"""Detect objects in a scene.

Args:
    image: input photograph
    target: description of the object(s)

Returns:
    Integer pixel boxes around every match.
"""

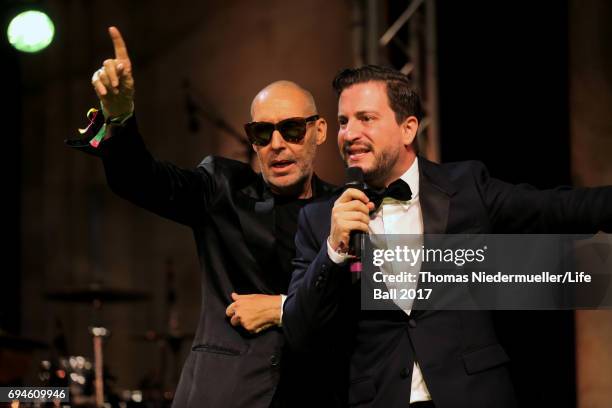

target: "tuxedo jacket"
[67,116,337,408]
[283,156,612,408]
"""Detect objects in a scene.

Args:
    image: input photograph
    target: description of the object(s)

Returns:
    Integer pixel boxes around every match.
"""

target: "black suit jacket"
[67,116,337,408]
[283,156,612,408]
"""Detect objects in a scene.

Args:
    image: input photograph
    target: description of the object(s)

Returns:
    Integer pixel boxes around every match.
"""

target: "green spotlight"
[7,10,55,53]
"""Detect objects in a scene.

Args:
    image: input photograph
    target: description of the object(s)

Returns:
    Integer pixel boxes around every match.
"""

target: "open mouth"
[270,159,295,171]
[346,146,371,162]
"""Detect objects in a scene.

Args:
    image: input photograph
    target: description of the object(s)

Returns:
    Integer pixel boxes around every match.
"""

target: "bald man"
[69,27,340,408]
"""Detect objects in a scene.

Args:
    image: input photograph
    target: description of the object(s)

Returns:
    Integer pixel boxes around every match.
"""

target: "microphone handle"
[346,180,366,282]
[346,179,366,257]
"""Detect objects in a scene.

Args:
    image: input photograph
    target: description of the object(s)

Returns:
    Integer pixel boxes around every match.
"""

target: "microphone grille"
[346,166,364,184]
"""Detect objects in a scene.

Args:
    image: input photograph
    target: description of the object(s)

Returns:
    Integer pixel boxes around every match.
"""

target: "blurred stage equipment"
[0,331,48,350]
[45,284,150,407]
[127,259,191,407]
[39,355,94,404]
[182,79,254,163]
[0,331,48,384]
[45,285,150,304]
[353,0,439,162]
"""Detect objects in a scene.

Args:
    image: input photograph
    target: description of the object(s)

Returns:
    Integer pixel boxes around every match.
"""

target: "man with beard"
[282,65,612,408]
[69,26,339,408]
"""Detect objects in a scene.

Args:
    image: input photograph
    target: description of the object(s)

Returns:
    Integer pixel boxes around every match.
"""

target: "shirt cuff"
[101,101,134,125]
[327,237,350,264]
[279,294,287,327]
[109,110,134,125]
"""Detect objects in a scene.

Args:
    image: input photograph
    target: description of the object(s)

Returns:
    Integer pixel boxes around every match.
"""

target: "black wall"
[1,3,22,335]
[437,2,574,407]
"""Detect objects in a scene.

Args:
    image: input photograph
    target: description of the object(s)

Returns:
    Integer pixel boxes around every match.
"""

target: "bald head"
[248,80,327,199]
[250,80,317,121]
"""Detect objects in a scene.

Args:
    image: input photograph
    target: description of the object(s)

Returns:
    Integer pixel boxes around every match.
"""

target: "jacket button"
[400,367,411,379]
[408,318,417,328]
[270,354,280,367]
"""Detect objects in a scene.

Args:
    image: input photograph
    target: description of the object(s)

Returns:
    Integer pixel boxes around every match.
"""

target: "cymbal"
[0,331,48,350]
[45,284,151,303]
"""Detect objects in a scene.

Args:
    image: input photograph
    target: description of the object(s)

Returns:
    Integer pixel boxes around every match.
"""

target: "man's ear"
[400,116,419,146]
[315,117,327,146]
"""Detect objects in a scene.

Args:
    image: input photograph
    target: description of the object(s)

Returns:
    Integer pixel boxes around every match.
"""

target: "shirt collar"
[370,158,420,211]
[399,157,419,200]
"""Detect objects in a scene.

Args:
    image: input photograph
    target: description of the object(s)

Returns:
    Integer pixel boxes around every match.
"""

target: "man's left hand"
[226,293,282,334]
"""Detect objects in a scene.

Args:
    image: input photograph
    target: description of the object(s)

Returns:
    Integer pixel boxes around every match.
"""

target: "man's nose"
[269,130,286,150]
[342,120,361,142]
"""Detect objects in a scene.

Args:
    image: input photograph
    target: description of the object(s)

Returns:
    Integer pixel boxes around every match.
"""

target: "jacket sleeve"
[472,161,612,233]
[283,206,350,352]
[67,114,215,226]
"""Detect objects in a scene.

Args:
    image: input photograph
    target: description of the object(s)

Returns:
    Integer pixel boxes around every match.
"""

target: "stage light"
[7,10,55,53]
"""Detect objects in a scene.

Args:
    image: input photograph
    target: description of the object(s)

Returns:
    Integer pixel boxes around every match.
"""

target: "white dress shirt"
[327,158,432,403]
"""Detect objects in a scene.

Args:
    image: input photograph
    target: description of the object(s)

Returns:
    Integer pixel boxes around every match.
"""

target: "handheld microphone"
[345,167,366,281]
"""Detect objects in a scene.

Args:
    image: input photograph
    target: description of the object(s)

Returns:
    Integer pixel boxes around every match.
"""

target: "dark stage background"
[436,2,574,407]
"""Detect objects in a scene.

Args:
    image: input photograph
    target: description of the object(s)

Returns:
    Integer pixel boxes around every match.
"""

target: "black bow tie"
[366,179,412,209]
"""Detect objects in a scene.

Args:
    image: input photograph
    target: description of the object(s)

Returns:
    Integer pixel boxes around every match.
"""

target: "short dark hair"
[332,65,424,124]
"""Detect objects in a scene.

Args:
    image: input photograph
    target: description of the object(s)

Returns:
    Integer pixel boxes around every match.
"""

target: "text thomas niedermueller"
[371,245,592,284]
[372,271,592,284]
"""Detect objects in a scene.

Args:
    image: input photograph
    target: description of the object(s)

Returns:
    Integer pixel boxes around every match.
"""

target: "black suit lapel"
[233,174,336,291]
[311,174,337,197]
[413,157,456,316]
[418,156,455,235]
[234,176,278,279]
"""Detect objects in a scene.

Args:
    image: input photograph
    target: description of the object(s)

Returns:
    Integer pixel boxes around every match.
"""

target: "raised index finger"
[108,26,129,60]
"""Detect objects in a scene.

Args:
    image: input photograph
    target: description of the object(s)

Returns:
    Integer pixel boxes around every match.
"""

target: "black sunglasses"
[244,115,320,146]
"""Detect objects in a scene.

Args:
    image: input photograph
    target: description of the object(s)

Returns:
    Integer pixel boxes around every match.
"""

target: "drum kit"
[2,282,191,408]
